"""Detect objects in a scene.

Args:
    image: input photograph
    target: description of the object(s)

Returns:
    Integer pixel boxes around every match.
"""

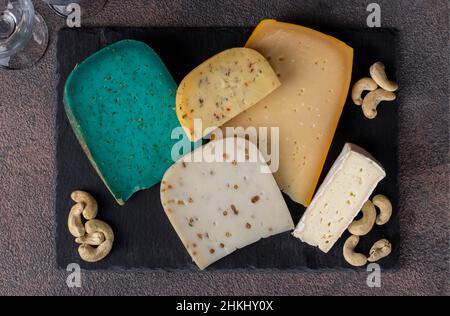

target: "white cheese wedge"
[293,143,386,253]
[160,137,294,269]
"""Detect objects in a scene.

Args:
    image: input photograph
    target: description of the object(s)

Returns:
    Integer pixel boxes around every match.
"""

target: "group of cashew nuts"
[68,190,114,262]
[352,62,398,119]
[343,194,393,267]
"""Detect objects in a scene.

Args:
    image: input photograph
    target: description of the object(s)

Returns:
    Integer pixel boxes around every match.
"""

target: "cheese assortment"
[292,143,386,252]
[223,19,354,207]
[176,48,281,141]
[63,20,397,269]
[160,137,294,269]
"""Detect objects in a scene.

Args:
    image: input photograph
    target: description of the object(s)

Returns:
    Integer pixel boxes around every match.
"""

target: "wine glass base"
[0,11,48,70]
[48,0,108,18]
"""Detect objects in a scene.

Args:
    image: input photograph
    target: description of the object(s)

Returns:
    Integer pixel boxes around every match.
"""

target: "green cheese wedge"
[64,40,190,205]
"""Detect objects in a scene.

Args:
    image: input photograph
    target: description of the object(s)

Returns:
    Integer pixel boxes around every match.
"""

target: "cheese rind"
[160,137,294,269]
[293,143,386,253]
[223,19,354,206]
[176,48,281,141]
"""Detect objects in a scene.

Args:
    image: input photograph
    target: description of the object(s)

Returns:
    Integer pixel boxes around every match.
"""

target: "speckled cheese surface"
[176,48,280,141]
[223,20,354,206]
[64,40,189,205]
[293,143,386,253]
[160,137,294,269]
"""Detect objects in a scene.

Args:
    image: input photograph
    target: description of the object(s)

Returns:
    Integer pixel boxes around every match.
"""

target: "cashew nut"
[368,239,392,262]
[362,88,396,119]
[372,194,392,225]
[369,62,398,92]
[75,232,105,246]
[348,200,376,236]
[351,77,378,105]
[343,235,367,267]
[78,219,114,262]
[71,190,98,220]
[68,203,86,237]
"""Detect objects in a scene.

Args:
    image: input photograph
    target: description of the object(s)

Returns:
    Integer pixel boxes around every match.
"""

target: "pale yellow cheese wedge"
[223,20,354,206]
[176,47,281,141]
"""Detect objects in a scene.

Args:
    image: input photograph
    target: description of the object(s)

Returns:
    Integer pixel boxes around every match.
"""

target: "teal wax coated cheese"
[64,40,190,205]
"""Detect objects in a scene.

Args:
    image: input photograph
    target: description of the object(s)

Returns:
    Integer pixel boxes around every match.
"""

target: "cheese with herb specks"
[64,40,189,205]
[222,20,354,206]
[160,137,294,269]
[293,143,386,253]
[176,48,281,141]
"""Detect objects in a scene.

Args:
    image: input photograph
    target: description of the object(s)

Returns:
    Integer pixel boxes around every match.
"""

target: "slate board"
[55,26,399,270]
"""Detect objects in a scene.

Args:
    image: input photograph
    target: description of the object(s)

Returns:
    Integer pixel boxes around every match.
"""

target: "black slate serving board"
[55,26,399,270]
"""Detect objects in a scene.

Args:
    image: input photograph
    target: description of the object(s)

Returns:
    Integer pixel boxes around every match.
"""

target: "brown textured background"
[0,0,448,296]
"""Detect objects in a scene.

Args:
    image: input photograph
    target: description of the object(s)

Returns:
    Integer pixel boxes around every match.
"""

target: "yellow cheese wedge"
[222,20,354,206]
[176,47,281,141]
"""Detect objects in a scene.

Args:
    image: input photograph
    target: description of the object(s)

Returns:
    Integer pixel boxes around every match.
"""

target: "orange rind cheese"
[223,20,354,206]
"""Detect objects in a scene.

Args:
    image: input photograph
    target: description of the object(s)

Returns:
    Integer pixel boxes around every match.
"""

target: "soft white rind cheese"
[293,143,386,253]
[160,137,294,269]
